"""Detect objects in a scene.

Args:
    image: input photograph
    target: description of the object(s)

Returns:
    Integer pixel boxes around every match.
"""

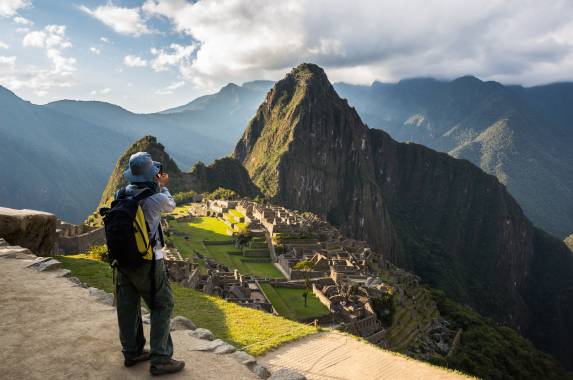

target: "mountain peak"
[220,82,240,93]
[234,62,367,197]
[291,62,326,77]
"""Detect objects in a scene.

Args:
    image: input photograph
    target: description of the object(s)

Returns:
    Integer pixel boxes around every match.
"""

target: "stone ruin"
[54,219,105,255]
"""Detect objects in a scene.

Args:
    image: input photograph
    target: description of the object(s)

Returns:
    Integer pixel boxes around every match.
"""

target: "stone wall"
[55,227,105,255]
[312,284,332,311]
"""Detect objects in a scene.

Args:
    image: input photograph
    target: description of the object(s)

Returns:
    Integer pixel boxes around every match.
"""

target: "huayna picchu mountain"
[234,63,573,368]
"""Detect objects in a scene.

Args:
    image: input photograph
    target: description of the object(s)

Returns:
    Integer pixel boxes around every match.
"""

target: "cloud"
[0,55,16,66]
[91,87,111,95]
[155,80,185,95]
[89,46,100,55]
[13,15,32,24]
[150,43,195,77]
[0,0,30,17]
[22,25,72,49]
[22,30,45,47]
[80,4,150,36]
[141,0,573,88]
[0,41,8,49]
[100,36,110,43]
[123,54,147,67]
[2,24,76,96]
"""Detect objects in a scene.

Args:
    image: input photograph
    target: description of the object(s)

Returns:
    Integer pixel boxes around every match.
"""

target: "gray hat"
[123,152,162,183]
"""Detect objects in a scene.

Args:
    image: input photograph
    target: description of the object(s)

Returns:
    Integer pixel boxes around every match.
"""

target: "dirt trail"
[0,253,257,380]
[259,332,472,380]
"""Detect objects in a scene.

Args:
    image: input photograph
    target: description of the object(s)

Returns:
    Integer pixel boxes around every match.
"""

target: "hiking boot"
[150,359,185,376]
[124,350,151,367]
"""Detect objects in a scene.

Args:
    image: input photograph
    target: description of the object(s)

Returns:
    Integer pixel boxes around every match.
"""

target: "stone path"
[0,247,258,380]
[259,332,472,380]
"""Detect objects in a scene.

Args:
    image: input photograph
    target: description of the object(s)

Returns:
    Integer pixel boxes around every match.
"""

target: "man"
[115,152,185,376]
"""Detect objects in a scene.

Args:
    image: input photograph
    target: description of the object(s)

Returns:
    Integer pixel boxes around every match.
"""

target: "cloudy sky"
[1,0,572,113]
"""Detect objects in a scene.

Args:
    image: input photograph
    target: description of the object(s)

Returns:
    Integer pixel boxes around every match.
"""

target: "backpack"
[99,187,156,268]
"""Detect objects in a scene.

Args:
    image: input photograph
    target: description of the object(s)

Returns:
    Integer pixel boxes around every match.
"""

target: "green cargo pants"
[116,258,174,365]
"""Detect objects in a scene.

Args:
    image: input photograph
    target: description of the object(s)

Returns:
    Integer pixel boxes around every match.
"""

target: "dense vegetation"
[431,290,571,380]
[172,190,198,204]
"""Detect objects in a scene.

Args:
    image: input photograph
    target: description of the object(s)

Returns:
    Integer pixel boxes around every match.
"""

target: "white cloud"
[3,24,77,95]
[155,80,185,95]
[100,36,110,43]
[80,4,150,36]
[0,55,16,66]
[150,43,196,78]
[0,41,8,49]
[124,54,147,67]
[22,30,45,47]
[89,46,101,55]
[13,15,32,24]
[0,0,30,17]
[90,87,112,96]
[141,0,573,88]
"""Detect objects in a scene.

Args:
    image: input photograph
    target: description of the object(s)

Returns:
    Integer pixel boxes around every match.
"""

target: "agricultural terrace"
[259,283,331,321]
[168,215,284,279]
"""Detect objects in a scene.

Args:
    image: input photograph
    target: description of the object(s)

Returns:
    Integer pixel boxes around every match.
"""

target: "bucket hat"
[123,152,162,183]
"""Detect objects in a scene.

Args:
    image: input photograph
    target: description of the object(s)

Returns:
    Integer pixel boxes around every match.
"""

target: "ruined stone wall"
[55,227,105,255]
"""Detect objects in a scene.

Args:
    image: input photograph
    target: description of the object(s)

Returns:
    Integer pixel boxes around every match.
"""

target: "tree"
[234,230,252,254]
[294,259,315,307]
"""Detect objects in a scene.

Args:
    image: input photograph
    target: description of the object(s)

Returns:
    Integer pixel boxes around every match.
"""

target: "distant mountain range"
[0,81,271,223]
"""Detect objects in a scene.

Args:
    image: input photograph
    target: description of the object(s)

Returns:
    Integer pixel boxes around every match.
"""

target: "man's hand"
[157,173,169,188]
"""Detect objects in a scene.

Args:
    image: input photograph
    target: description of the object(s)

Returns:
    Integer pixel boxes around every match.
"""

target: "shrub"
[204,187,240,200]
[85,244,109,262]
[173,190,198,204]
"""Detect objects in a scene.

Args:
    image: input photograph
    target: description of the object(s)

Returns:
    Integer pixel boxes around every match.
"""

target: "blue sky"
[1,0,573,113]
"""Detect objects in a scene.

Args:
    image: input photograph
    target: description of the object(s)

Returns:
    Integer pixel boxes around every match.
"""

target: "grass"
[57,254,317,356]
[171,204,193,218]
[169,217,284,279]
[229,209,244,219]
[59,254,114,292]
[260,283,330,321]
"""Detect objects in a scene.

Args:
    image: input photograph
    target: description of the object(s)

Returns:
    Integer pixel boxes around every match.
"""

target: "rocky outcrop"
[565,234,573,252]
[234,63,573,368]
[91,136,259,225]
[0,207,56,255]
[188,157,261,197]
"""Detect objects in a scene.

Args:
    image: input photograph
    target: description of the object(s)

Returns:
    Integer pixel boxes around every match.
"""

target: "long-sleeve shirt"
[139,187,176,260]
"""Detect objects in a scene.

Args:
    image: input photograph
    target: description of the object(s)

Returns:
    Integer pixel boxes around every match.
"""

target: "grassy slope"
[57,255,316,356]
[260,283,330,321]
[169,217,284,279]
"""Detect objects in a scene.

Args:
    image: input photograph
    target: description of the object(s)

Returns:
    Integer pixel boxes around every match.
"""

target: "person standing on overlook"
[112,152,185,376]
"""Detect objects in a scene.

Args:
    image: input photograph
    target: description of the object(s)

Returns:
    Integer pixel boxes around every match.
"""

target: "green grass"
[57,254,317,356]
[169,217,284,279]
[59,254,114,292]
[229,209,244,219]
[260,283,330,321]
